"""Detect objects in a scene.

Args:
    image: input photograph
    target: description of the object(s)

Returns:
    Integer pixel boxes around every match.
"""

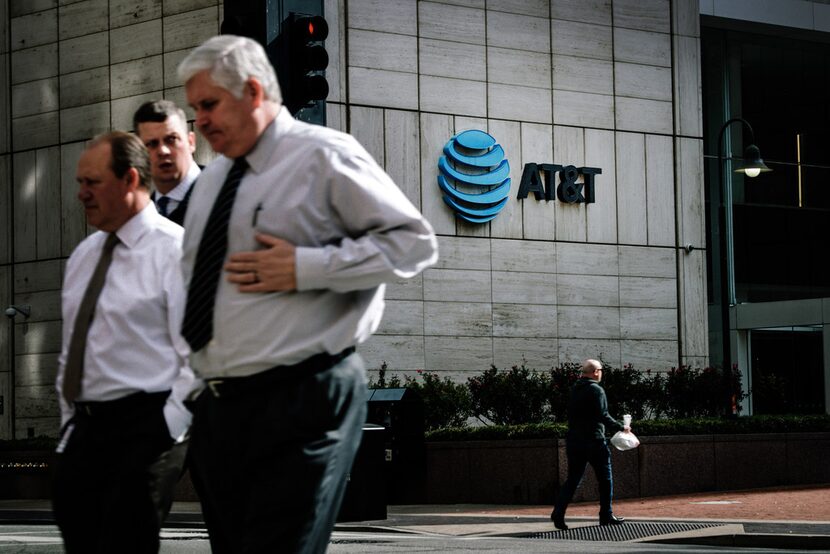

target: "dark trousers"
[52,391,180,554]
[189,352,368,554]
[554,437,614,518]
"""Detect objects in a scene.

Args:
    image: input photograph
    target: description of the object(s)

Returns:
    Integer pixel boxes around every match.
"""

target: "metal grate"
[530,522,721,542]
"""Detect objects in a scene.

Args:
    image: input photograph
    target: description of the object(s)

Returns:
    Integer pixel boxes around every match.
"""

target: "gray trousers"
[189,352,368,554]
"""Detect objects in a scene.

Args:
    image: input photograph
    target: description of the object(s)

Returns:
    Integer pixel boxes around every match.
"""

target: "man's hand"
[225,233,297,292]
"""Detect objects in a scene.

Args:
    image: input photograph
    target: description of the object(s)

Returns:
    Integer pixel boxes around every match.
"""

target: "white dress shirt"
[57,203,196,440]
[182,107,438,379]
[152,162,200,214]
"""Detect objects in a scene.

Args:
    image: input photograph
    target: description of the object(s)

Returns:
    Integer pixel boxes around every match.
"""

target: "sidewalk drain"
[530,522,720,541]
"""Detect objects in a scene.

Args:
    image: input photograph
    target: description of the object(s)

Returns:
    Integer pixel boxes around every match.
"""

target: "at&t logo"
[437,130,511,224]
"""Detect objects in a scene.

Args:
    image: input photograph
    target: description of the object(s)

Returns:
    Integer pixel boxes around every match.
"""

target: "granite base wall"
[424,433,830,504]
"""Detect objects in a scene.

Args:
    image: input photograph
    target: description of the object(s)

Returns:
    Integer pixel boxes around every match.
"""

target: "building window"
[703,24,830,307]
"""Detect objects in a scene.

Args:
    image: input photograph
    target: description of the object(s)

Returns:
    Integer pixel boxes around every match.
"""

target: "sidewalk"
[335,484,830,548]
[1,484,829,547]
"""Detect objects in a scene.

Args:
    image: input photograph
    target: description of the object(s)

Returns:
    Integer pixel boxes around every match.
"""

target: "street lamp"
[716,117,771,414]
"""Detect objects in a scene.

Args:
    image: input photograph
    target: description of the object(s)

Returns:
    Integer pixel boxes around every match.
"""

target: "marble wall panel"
[557,274,619,307]
[384,109,421,209]
[616,132,647,245]
[349,29,417,73]
[552,55,613,95]
[620,307,677,340]
[110,0,161,28]
[613,0,671,33]
[11,78,58,117]
[419,38,486,81]
[421,75,486,116]
[492,271,557,305]
[491,238,557,273]
[558,242,618,275]
[10,8,56,50]
[494,337,559,369]
[419,112,455,234]
[425,301,493,336]
[493,303,557,338]
[419,1,485,45]
[11,44,58,84]
[348,0,417,35]
[618,245,676,278]
[423,268,492,303]
[551,19,612,60]
[110,18,162,64]
[551,0,612,26]
[585,128,617,243]
[558,306,620,339]
[425,336,493,371]
[620,277,677,308]
[58,0,107,40]
[646,134,676,247]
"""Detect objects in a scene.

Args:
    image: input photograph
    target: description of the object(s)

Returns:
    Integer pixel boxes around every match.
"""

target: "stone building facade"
[0,0,707,438]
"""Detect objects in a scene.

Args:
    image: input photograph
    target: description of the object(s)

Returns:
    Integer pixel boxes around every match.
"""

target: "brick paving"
[479,484,830,522]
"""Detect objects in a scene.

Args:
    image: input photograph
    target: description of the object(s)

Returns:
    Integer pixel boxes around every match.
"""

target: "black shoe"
[550,510,568,530]
[600,514,625,526]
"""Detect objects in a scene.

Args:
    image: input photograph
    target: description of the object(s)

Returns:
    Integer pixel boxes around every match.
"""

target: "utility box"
[338,424,387,522]
[366,388,425,504]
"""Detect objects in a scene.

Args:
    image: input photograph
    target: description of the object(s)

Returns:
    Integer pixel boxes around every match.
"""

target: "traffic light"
[275,13,330,115]
[220,0,270,44]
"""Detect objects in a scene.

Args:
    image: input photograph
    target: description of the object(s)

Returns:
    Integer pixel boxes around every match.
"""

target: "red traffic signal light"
[295,16,328,42]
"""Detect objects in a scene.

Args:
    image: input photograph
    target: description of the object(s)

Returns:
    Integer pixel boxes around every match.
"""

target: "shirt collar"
[244,107,293,175]
[114,202,159,249]
[154,162,201,202]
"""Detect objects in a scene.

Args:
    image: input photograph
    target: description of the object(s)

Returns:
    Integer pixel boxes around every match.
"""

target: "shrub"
[371,361,751,432]
[601,363,659,421]
[546,363,581,423]
[468,365,549,426]
[367,362,403,388]
[403,371,472,430]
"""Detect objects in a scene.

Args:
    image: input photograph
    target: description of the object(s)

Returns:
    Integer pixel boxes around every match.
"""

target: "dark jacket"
[165,183,194,226]
[567,377,623,440]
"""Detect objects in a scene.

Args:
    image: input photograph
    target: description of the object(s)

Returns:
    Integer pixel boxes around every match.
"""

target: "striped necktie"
[62,232,120,403]
[182,157,248,352]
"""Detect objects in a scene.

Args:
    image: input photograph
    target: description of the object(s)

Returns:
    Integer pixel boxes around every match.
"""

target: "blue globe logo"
[438,130,511,223]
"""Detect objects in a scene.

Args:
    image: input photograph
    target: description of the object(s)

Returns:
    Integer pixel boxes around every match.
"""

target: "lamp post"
[716,117,771,414]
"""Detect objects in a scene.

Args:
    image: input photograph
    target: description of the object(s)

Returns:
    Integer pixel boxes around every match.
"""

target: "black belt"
[204,347,356,399]
[74,390,170,418]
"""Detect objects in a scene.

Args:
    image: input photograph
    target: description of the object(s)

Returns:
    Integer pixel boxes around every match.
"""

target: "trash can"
[337,424,388,522]
[366,388,425,504]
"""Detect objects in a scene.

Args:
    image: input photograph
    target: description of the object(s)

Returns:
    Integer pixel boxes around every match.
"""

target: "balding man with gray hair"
[176,34,438,553]
[551,359,629,530]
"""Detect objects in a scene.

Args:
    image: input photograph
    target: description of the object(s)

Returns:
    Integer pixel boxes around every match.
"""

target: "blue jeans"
[555,437,614,518]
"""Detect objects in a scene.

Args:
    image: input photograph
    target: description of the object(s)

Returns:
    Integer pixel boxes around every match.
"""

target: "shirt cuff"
[163,402,193,443]
[295,246,327,291]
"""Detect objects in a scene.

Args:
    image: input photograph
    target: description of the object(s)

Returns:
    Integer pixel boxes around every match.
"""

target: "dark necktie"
[182,157,249,352]
[157,196,170,217]
[62,232,120,403]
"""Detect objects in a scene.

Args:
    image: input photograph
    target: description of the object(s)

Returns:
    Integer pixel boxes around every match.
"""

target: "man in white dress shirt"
[53,131,196,553]
[177,35,438,553]
[134,100,201,226]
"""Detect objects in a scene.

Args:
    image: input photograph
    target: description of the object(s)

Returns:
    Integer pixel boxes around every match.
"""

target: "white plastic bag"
[610,414,639,451]
[610,430,640,451]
